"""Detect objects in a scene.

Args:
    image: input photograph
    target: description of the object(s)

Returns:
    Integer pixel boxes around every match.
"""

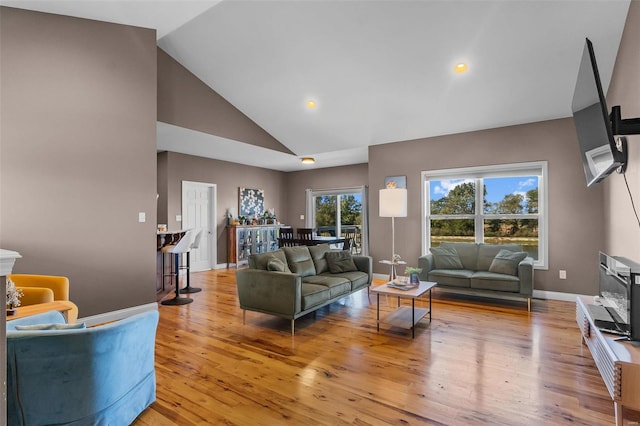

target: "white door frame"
[181,180,217,271]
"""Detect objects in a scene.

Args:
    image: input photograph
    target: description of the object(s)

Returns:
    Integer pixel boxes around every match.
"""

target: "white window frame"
[422,161,548,269]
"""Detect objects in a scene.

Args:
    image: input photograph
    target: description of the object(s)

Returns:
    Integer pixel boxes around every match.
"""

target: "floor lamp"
[379,188,407,279]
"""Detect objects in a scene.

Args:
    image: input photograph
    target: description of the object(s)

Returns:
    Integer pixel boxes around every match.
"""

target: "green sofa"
[418,241,534,310]
[236,244,373,335]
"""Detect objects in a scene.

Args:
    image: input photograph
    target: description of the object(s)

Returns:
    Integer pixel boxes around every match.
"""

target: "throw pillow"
[267,257,286,272]
[429,247,464,269]
[325,250,358,273]
[488,249,528,276]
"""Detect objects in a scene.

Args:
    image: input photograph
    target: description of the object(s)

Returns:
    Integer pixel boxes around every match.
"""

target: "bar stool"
[161,229,195,306]
[180,229,203,294]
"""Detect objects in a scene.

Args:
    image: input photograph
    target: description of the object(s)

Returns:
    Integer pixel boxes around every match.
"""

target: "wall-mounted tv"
[571,38,627,187]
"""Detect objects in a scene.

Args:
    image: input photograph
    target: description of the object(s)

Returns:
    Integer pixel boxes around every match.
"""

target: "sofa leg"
[243,310,246,325]
[291,320,295,336]
[527,298,531,312]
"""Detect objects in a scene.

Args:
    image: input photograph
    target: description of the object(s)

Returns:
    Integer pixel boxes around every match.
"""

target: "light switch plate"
[138,212,146,223]
[176,215,182,222]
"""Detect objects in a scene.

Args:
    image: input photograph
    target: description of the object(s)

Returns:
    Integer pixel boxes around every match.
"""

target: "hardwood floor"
[134,269,637,425]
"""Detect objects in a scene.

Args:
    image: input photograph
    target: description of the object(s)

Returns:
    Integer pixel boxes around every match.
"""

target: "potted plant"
[404,267,422,285]
[6,278,23,315]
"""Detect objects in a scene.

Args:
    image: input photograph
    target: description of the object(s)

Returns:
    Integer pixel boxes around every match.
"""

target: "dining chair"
[278,227,297,247]
[296,228,315,246]
[342,227,361,254]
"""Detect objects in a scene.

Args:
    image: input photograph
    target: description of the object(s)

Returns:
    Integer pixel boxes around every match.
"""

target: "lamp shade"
[379,188,407,217]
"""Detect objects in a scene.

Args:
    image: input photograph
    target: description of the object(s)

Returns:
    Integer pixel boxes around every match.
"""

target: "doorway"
[181,181,217,271]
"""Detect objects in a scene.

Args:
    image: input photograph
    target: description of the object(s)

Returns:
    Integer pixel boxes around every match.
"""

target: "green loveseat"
[236,244,373,335]
[418,241,534,310]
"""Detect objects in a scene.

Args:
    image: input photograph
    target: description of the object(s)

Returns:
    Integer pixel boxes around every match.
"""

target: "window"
[422,162,547,268]
[306,186,369,255]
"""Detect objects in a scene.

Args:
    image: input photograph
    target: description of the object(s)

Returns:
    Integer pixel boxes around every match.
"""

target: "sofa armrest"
[517,257,534,297]
[418,254,435,280]
[352,255,373,284]
[236,269,302,317]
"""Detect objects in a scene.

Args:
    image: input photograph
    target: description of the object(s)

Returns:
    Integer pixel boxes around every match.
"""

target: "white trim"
[532,289,591,302]
[77,302,158,327]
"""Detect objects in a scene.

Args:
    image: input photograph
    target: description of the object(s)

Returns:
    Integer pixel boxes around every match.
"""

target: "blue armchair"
[6,309,159,425]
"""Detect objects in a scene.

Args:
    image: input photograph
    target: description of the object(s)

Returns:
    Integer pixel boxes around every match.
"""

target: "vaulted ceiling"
[1,0,631,171]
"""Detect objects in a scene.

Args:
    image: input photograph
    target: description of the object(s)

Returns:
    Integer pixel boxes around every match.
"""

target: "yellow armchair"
[8,274,79,322]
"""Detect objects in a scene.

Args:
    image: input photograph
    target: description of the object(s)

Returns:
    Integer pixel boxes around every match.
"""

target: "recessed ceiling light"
[306,100,317,109]
[454,63,468,73]
[301,157,315,164]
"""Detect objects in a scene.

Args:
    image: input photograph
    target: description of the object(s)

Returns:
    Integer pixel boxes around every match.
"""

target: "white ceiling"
[2,0,631,171]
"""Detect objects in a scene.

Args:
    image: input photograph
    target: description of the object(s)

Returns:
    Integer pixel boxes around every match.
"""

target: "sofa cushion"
[440,242,478,270]
[477,244,523,271]
[428,269,474,288]
[300,283,330,310]
[321,271,370,291]
[488,249,528,276]
[303,275,351,298]
[249,249,291,273]
[309,244,331,274]
[471,271,520,292]
[283,246,317,277]
[430,247,464,269]
[267,257,287,272]
[325,251,358,273]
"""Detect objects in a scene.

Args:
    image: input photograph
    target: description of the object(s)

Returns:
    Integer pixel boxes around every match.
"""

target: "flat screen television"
[571,38,627,187]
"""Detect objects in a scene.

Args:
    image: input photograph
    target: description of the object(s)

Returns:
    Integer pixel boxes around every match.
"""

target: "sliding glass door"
[306,186,368,255]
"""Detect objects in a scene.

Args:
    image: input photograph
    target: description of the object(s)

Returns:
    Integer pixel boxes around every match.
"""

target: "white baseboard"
[78,302,158,327]
[532,289,592,302]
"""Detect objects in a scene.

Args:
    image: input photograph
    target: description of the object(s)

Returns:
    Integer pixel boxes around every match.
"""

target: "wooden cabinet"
[227,225,283,268]
[576,296,640,425]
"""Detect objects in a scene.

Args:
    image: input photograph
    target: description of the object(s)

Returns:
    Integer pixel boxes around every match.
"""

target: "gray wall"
[368,118,604,295]
[0,7,158,317]
[157,48,292,154]
[604,0,640,259]
[157,152,287,265]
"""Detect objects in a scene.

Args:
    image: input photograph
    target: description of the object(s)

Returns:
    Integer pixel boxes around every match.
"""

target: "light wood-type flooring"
[134,269,639,425]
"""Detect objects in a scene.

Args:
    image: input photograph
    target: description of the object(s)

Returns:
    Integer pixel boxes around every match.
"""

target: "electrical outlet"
[559,270,567,280]
[176,215,182,222]
[299,214,304,220]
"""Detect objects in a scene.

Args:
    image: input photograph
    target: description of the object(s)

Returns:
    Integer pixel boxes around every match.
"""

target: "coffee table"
[371,280,437,338]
